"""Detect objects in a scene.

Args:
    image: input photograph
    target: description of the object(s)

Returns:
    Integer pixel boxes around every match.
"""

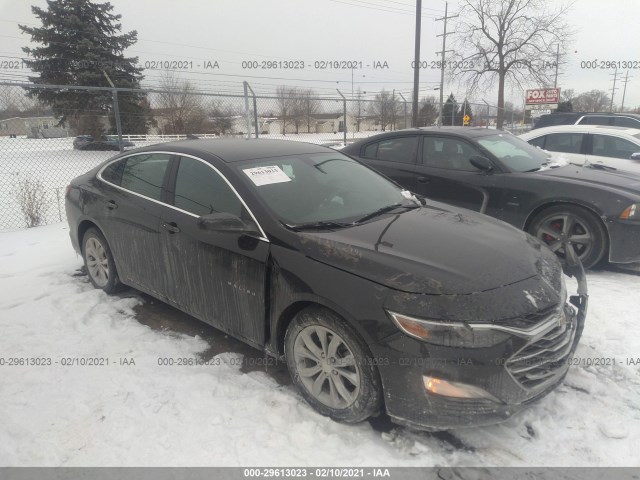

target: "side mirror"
[469,155,494,172]
[630,152,640,160]
[198,212,259,235]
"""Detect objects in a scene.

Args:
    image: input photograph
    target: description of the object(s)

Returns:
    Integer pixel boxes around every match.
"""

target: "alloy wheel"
[535,213,593,263]
[292,325,361,409]
[85,237,110,288]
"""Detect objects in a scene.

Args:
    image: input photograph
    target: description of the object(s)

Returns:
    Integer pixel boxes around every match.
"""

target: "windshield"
[237,152,414,225]
[477,133,550,172]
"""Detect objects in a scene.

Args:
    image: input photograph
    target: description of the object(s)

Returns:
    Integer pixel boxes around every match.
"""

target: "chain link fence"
[0,81,533,230]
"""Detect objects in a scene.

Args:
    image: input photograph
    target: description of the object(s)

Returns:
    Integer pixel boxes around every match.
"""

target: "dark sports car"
[73,135,135,151]
[343,127,640,269]
[65,139,586,430]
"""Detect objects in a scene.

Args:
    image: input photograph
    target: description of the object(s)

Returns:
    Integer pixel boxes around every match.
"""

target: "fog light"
[423,375,501,402]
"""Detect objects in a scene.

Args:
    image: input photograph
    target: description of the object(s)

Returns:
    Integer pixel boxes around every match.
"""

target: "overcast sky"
[0,0,638,109]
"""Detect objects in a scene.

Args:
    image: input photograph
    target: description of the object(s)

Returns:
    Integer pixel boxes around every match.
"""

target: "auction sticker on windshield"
[243,166,292,186]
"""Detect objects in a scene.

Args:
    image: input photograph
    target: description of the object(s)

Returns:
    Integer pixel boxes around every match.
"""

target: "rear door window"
[361,136,418,164]
[578,116,612,126]
[543,133,585,154]
[528,136,546,149]
[119,153,171,201]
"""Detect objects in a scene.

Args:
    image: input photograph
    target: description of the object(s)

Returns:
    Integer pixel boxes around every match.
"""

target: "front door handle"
[106,200,118,210]
[162,221,180,234]
[417,176,430,184]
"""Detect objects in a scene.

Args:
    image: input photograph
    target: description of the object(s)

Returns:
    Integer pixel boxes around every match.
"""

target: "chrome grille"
[506,309,577,389]
[494,303,559,330]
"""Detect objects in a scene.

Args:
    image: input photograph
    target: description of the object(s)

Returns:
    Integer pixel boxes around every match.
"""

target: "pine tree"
[455,99,473,126]
[442,94,459,126]
[19,0,150,138]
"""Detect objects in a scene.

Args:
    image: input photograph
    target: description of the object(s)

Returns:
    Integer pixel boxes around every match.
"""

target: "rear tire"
[285,306,383,424]
[82,227,124,294]
[528,204,608,269]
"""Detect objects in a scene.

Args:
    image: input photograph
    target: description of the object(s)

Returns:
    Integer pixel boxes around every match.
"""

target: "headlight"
[387,311,511,348]
[620,203,640,220]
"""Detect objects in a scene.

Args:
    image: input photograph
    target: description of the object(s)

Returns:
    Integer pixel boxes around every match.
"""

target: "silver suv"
[533,112,640,130]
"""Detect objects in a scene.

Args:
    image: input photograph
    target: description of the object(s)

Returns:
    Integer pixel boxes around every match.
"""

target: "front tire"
[82,227,123,294]
[528,204,608,269]
[284,306,383,423]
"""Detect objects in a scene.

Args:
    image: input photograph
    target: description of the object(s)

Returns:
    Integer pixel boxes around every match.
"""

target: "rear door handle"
[417,176,430,184]
[161,221,180,234]
[106,200,118,210]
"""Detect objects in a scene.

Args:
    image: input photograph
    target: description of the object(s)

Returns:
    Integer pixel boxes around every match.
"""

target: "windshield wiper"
[585,163,617,171]
[286,220,352,231]
[523,162,548,172]
[354,203,420,224]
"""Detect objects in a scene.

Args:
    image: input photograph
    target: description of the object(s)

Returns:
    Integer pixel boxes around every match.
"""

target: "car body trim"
[387,308,563,338]
[96,150,270,242]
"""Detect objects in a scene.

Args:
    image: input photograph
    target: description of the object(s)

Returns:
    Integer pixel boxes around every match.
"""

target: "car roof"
[354,127,502,139]
[521,124,640,137]
[132,138,332,162]
[540,112,640,118]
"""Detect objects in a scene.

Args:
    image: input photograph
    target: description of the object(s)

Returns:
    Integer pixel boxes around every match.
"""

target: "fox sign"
[526,88,560,105]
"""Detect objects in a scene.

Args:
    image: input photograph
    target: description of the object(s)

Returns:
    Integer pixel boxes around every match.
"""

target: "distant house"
[350,115,383,132]
[0,116,70,138]
[266,113,355,135]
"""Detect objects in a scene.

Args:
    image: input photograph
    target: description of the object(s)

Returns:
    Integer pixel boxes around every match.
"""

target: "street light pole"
[554,44,560,88]
[435,3,457,126]
[412,0,422,127]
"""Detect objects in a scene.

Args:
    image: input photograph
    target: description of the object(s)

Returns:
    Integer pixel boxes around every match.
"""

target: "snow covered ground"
[0,223,639,467]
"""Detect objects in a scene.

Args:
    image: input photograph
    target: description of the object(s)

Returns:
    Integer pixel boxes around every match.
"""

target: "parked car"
[73,135,135,151]
[532,112,640,130]
[519,125,640,173]
[65,139,587,430]
[342,127,640,269]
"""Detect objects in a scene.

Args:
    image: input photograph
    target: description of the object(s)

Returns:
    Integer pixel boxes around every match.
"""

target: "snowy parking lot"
[0,223,639,466]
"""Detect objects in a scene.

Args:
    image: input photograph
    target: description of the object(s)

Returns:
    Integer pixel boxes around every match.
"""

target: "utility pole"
[609,69,623,112]
[435,2,458,126]
[398,93,409,129]
[554,44,560,88]
[620,71,632,112]
[102,70,123,152]
[412,0,422,127]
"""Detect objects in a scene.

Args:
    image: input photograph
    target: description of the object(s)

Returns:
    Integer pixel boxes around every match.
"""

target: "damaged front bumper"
[373,250,588,431]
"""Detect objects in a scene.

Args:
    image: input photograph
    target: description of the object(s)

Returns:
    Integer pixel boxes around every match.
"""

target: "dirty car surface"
[65,138,587,430]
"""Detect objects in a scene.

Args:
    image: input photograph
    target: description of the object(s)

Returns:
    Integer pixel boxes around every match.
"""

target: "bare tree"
[156,72,209,134]
[557,88,575,111]
[209,101,238,136]
[300,90,320,133]
[275,85,297,135]
[572,90,611,112]
[351,87,367,132]
[370,89,397,131]
[452,0,572,129]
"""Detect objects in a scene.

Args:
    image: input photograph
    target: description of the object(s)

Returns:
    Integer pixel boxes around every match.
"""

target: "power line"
[325,0,438,17]
[435,2,458,125]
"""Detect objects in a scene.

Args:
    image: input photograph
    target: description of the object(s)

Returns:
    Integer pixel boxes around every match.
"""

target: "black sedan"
[73,135,135,151]
[343,127,640,269]
[65,139,586,430]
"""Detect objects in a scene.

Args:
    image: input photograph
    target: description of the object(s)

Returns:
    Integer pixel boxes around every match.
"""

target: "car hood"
[298,203,553,295]
[534,164,640,195]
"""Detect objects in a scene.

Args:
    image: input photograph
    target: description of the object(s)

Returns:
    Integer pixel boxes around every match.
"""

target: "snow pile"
[0,224,638,466]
